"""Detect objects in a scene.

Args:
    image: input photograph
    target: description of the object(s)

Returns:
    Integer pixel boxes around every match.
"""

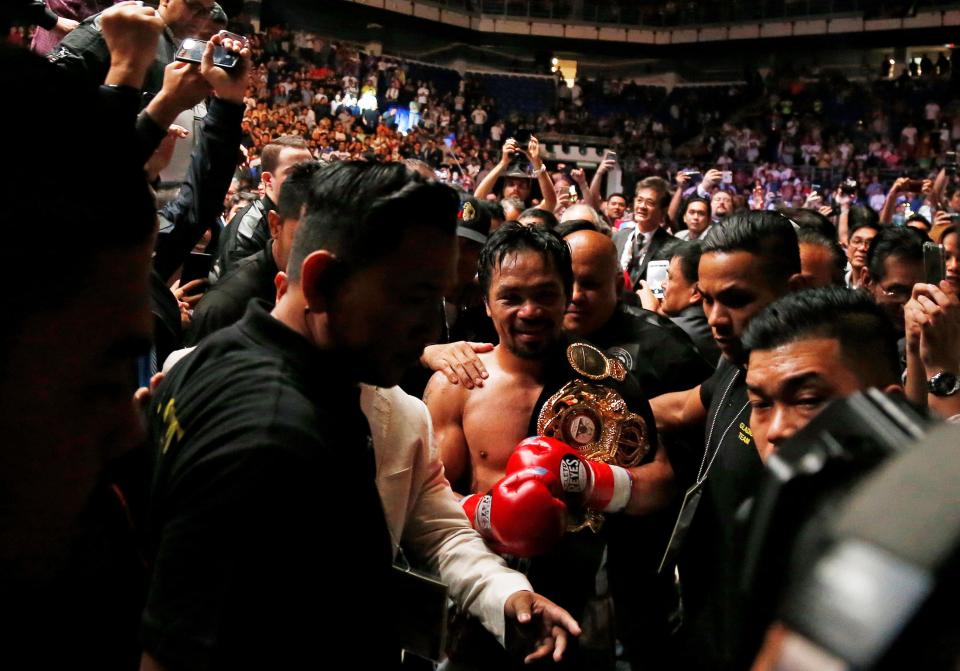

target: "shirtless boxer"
[426,222,672,511]
[425,222,676,669]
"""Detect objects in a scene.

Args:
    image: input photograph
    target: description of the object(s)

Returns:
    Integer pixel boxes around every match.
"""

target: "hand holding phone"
[176,38,239,69]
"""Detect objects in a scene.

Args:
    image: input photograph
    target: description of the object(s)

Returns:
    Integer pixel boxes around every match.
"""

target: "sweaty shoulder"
[423,368,468,413]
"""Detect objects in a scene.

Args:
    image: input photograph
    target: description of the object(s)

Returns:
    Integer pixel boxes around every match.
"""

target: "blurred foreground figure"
[0,45,158,668]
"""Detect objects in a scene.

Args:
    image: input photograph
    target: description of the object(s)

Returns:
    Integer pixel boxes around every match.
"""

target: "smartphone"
[646,260,670,299]
[176,38,239,69]
[721,170,733,184]
[945,151,957,176]
[604,150,618,162]
[680,169,702,180]
[904,179,925,192]
[568,184,578,203]
[181,252,213,287]
[923,242,945,285]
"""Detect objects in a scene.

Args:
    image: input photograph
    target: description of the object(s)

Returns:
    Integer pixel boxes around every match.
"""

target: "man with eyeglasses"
[50,0,219,96]
[861,226,925,340]
[844,219,879,289]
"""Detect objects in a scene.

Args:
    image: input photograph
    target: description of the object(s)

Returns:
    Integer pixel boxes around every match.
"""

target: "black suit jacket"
[614,226,674,290]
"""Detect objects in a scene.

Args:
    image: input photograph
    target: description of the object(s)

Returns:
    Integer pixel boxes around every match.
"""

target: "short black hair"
[289,162,459,281]
[848,216,881,240]
[701,211,801,286]
[743,287,900,386]
[865,226,925,281]
[666,240,703,284]
[680,195,712,222]
[607,192,626,202]
[635,176,670,210]
[782,207,835,239]
[797,228,846,286]
[478,222,573,299]
[477,199,505,223]
[277,161,322,221]
[847,203,880,235]
[518,207,559,230]
[905,213,931,231]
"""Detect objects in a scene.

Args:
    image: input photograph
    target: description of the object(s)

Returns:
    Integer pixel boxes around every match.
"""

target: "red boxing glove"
[506,436,633,513]
[461,468,567,558]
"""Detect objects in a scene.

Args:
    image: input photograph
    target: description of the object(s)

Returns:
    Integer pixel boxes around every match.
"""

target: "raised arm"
[528,135,557,213]
[878,177,907,225]
[668,171,691,226]
[589,152,618,206]
[474,138,517,200]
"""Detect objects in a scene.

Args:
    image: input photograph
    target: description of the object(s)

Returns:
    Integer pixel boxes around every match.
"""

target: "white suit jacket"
[361,384,532,644]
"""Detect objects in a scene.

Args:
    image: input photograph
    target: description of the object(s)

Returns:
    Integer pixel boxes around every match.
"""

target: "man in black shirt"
[186,160,320,344]
[562,228,713,397]
[649,212,805,670]
[144,162,462,669]
[213,135,314,279]
[48,0,215,95]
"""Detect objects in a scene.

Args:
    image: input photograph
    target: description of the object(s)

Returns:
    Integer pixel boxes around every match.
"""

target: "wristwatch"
[927,371,960,397]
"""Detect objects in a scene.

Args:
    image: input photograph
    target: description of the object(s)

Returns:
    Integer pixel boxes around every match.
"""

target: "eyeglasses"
[879,284,911,300]
[849,236,874,249]
[182,0,215,18]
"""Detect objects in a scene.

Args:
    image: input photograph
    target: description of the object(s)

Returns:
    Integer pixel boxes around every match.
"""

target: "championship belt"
[537,343,652,532]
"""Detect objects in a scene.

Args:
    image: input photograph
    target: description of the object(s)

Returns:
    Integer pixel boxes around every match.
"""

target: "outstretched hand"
[504,591,582,664]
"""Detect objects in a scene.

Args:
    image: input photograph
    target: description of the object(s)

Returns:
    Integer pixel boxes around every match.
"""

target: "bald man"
[560,204,611,235]
[563,229,713,397]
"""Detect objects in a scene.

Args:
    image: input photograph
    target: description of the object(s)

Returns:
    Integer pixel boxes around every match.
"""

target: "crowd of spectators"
[207,24,958,226]
[3,2,960,670]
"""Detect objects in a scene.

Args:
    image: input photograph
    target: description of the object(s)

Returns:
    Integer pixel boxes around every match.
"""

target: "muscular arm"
[649,385,707,434]
[424,371,470,495]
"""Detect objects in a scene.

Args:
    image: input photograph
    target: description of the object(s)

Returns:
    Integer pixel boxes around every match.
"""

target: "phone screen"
[646,260,669,298]
[923,242,945,285]
[181,252,213,287]
[176,39,239,68]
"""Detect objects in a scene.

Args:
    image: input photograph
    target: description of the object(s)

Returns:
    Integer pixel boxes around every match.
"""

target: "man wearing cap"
[475,137,557,214]
[402,196,497,398]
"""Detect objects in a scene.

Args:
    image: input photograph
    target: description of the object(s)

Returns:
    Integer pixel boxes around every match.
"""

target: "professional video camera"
[740,389,960,669]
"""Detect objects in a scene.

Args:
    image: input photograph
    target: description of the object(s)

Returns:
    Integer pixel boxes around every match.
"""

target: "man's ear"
[267,210,282,241]
[688,282,703,307]
[299,250,338,315]
[786,272,810,292]
[860,265,874,289]
[274,270,289,305]
[261,171,274,196]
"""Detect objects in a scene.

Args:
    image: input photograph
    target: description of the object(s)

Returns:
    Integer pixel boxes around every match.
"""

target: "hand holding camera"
[703,168,724,188]
[201,32,252,104]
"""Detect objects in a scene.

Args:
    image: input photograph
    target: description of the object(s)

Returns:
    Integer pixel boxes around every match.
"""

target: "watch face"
[931,372,960,396]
